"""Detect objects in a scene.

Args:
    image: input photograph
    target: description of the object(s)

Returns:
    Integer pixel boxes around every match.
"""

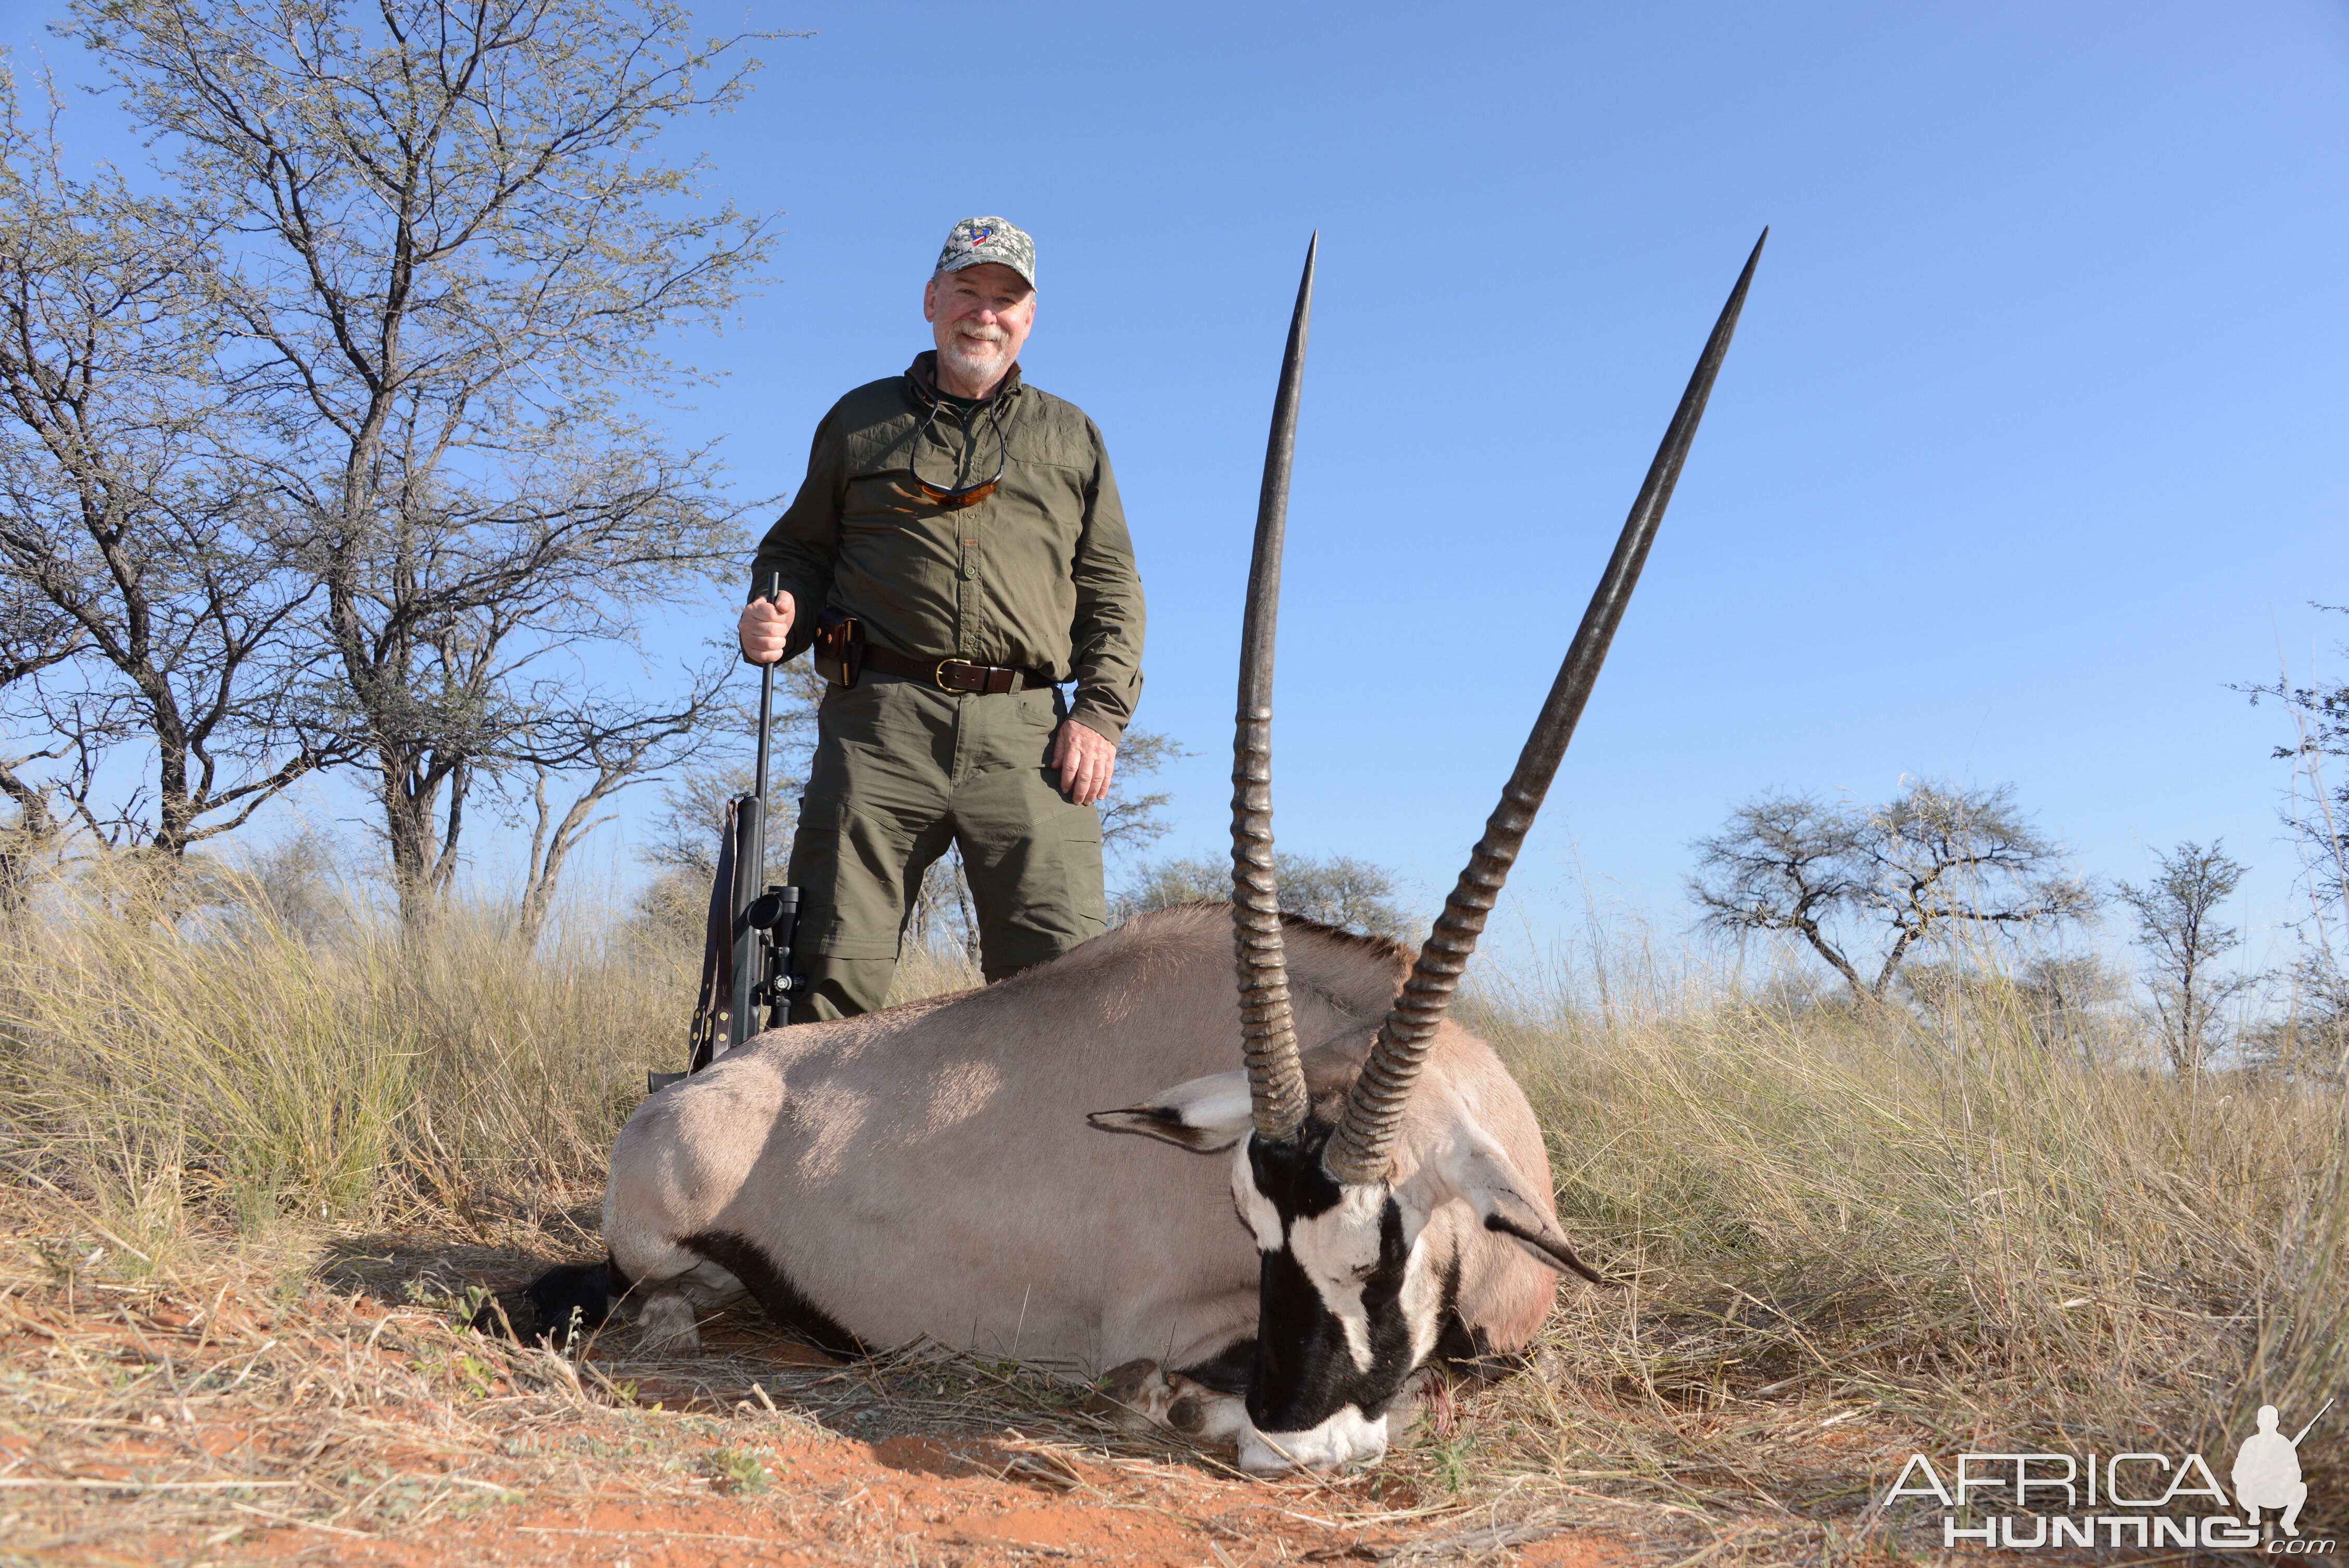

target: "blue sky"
[10,0,2347,963]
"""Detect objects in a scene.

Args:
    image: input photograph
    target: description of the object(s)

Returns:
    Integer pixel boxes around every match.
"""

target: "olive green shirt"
[750,352,1146,743]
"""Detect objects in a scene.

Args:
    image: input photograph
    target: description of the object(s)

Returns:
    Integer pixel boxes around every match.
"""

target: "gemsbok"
[499,232,1765,1473]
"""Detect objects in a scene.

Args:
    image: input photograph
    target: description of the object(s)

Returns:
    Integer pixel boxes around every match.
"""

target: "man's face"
[924,262,1035,385]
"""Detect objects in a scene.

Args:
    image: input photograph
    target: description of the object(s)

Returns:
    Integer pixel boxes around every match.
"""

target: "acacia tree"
[72,0,775,922]
[1689,779,2095,1003]
[1113,851,1409,938]
[1095,729,1189,861]
[0,69,352,859]
[2115,840,2255,1076]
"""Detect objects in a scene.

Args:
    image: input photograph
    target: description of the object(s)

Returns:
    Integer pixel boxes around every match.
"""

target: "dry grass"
[1428,932,2349,1551]
[0,864,690,1250]
[1,861,2343,1562]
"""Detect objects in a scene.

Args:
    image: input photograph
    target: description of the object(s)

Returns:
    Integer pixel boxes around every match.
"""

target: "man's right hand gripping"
[737,591,795,666]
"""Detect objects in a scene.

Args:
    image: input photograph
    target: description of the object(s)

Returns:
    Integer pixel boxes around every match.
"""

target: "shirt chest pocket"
[831,466,962,611]
[838,421,930,526]
[840,467,931,529]
[984,452,1089,564]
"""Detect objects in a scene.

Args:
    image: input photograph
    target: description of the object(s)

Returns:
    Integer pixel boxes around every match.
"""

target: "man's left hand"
[1051,720,1117,806]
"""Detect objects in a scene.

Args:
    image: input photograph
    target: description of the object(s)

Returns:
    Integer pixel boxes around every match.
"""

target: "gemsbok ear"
[1401,1121,1614,1287]
[1088,1070,1254,1153]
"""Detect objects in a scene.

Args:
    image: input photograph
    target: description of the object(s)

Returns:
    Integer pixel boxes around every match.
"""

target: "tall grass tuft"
[0,861,691,1240]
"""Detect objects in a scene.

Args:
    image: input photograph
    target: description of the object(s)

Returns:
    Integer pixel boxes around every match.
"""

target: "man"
[736,217,1145,1021]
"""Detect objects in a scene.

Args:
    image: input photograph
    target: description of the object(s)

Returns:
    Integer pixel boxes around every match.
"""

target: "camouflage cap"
[934,217,1037,289]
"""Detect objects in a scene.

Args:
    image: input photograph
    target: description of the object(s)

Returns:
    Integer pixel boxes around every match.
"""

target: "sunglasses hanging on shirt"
[896,395,1008,510]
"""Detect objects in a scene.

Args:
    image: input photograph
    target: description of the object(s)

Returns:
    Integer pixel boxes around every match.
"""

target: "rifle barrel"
[2291,1396,2334,1446]
[752,572,781,881]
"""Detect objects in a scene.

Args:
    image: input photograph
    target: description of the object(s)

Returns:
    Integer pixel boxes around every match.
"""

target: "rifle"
[649,575,803,1093]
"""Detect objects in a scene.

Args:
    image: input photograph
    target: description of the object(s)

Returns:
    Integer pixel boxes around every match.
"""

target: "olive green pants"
[785,673,1106,1021]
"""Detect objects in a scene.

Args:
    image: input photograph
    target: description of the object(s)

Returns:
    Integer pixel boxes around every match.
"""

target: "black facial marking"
[1432,1313,1533,1381]
[681,1230,869,1358]
[1425,1248,1529,1378]
[1428,1248,1472,1359]
[1243,1126,1423,1433]
[1246,1124,1346,1220]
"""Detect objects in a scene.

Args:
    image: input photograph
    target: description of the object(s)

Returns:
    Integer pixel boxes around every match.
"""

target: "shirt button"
[962,561,977,580]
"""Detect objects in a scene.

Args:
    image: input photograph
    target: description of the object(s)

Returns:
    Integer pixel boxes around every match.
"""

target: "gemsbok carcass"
[499,232,1765,1474]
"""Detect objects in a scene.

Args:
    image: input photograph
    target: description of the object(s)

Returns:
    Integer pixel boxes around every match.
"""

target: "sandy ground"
[9,1208,2197,1566]
[0,1222,1658,1568]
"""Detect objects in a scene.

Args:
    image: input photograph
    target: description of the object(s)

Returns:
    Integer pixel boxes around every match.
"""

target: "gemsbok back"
[499,232,1765,1473]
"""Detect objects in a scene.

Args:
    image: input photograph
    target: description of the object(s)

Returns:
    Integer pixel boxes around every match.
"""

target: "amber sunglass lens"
[907,478,994,509]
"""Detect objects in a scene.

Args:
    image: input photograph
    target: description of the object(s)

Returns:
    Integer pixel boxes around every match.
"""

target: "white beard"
[940,323,1008,382]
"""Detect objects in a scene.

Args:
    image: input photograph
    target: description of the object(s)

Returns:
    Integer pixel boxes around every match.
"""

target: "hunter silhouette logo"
[2236,1400,2331,1537]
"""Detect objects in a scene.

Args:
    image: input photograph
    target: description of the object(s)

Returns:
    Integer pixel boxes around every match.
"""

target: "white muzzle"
[1237,1405,1389,1475]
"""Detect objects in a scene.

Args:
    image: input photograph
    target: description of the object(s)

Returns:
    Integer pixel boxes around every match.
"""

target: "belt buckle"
[933,657,979,692]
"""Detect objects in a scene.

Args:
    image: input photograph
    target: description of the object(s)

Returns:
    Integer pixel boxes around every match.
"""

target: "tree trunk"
[516,762,638,949]
[0,760,54,916]
[381,758,441,928]
[1790,917,1868,1002]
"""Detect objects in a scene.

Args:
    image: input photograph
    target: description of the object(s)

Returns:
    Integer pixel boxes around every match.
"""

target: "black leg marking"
[1175,1337,1256,1396]
[681,1230,868,1358]
[479,1255,620,1347]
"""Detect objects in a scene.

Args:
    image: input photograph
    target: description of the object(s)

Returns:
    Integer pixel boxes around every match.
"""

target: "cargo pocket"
[785,800,913,961]
[1059,812,1107,938]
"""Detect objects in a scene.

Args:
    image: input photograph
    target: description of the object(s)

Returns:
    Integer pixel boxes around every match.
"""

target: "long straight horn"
[1233,235,1318,1142]
[1322,230,1767,1185]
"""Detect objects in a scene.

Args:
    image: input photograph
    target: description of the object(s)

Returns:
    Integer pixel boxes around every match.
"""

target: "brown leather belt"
[858,645,1057,694]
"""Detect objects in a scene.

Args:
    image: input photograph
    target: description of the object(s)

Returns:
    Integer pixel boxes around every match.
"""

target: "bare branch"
[0,62,358,853]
